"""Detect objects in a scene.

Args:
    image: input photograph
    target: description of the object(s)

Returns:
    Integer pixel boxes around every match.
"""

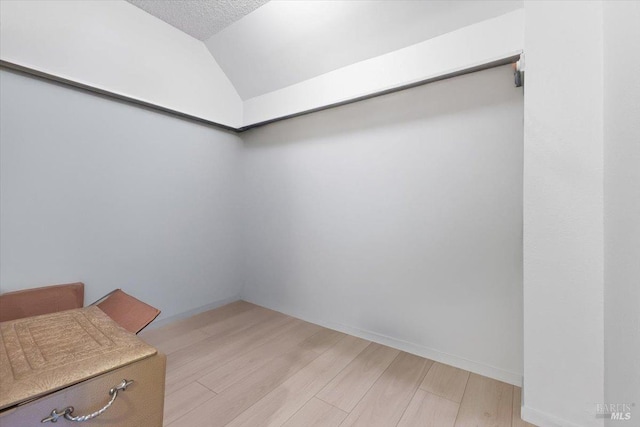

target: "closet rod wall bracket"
[514,54,525,88]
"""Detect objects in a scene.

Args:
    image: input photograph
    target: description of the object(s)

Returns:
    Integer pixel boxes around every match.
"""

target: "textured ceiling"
[126,0,269,40]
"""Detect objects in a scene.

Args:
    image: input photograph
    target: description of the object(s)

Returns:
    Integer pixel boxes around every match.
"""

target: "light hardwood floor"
[139,301,536,427]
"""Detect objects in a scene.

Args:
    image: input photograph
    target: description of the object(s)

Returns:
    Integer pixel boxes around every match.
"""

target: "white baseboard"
[146,294,241,330]
[241,296,523,387]
[521,405,591,427]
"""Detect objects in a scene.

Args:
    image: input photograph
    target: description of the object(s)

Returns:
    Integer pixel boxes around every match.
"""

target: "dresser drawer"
[0,352,166,426]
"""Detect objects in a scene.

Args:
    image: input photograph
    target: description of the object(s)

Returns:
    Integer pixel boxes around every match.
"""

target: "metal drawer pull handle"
[41,379,134,423]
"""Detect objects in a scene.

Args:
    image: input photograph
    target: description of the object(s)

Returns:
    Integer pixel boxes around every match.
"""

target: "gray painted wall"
[0,69,243,321]
[0,65,524,384]
[240,65,524,384]
[522,4,605,425]
[604,1,640,423]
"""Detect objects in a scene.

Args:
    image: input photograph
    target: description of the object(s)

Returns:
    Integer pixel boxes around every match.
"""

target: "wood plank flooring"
[139,301,536,427]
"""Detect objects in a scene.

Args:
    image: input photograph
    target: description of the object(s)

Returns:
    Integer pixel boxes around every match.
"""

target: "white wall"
[0,69,243,321]
[604,1,640,423]
[522,2,605,426]
[241,65,524,385]
[0,0,243,127]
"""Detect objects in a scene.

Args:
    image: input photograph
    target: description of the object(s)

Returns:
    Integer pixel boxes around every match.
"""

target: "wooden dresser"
[0,307,166,426]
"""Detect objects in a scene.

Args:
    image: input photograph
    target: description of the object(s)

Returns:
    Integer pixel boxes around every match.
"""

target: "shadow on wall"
[242,65,521,148]
[239,64,524,383]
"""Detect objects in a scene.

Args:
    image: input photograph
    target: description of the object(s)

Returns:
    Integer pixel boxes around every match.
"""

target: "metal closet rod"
[0,60,237,133]
[0,55,521,133]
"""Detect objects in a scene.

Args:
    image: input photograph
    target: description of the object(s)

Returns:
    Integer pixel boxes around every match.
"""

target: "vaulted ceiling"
[126,0,523,100]
[1,0,524,128]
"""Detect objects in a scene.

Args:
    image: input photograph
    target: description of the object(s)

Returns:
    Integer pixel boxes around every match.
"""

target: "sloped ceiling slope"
[0,0,244,127]
[1,0,524,129]
[126,0,270,40]
[205,0,523,100]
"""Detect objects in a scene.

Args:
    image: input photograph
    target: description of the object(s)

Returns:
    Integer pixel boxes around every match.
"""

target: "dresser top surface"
[0,306,156,410]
